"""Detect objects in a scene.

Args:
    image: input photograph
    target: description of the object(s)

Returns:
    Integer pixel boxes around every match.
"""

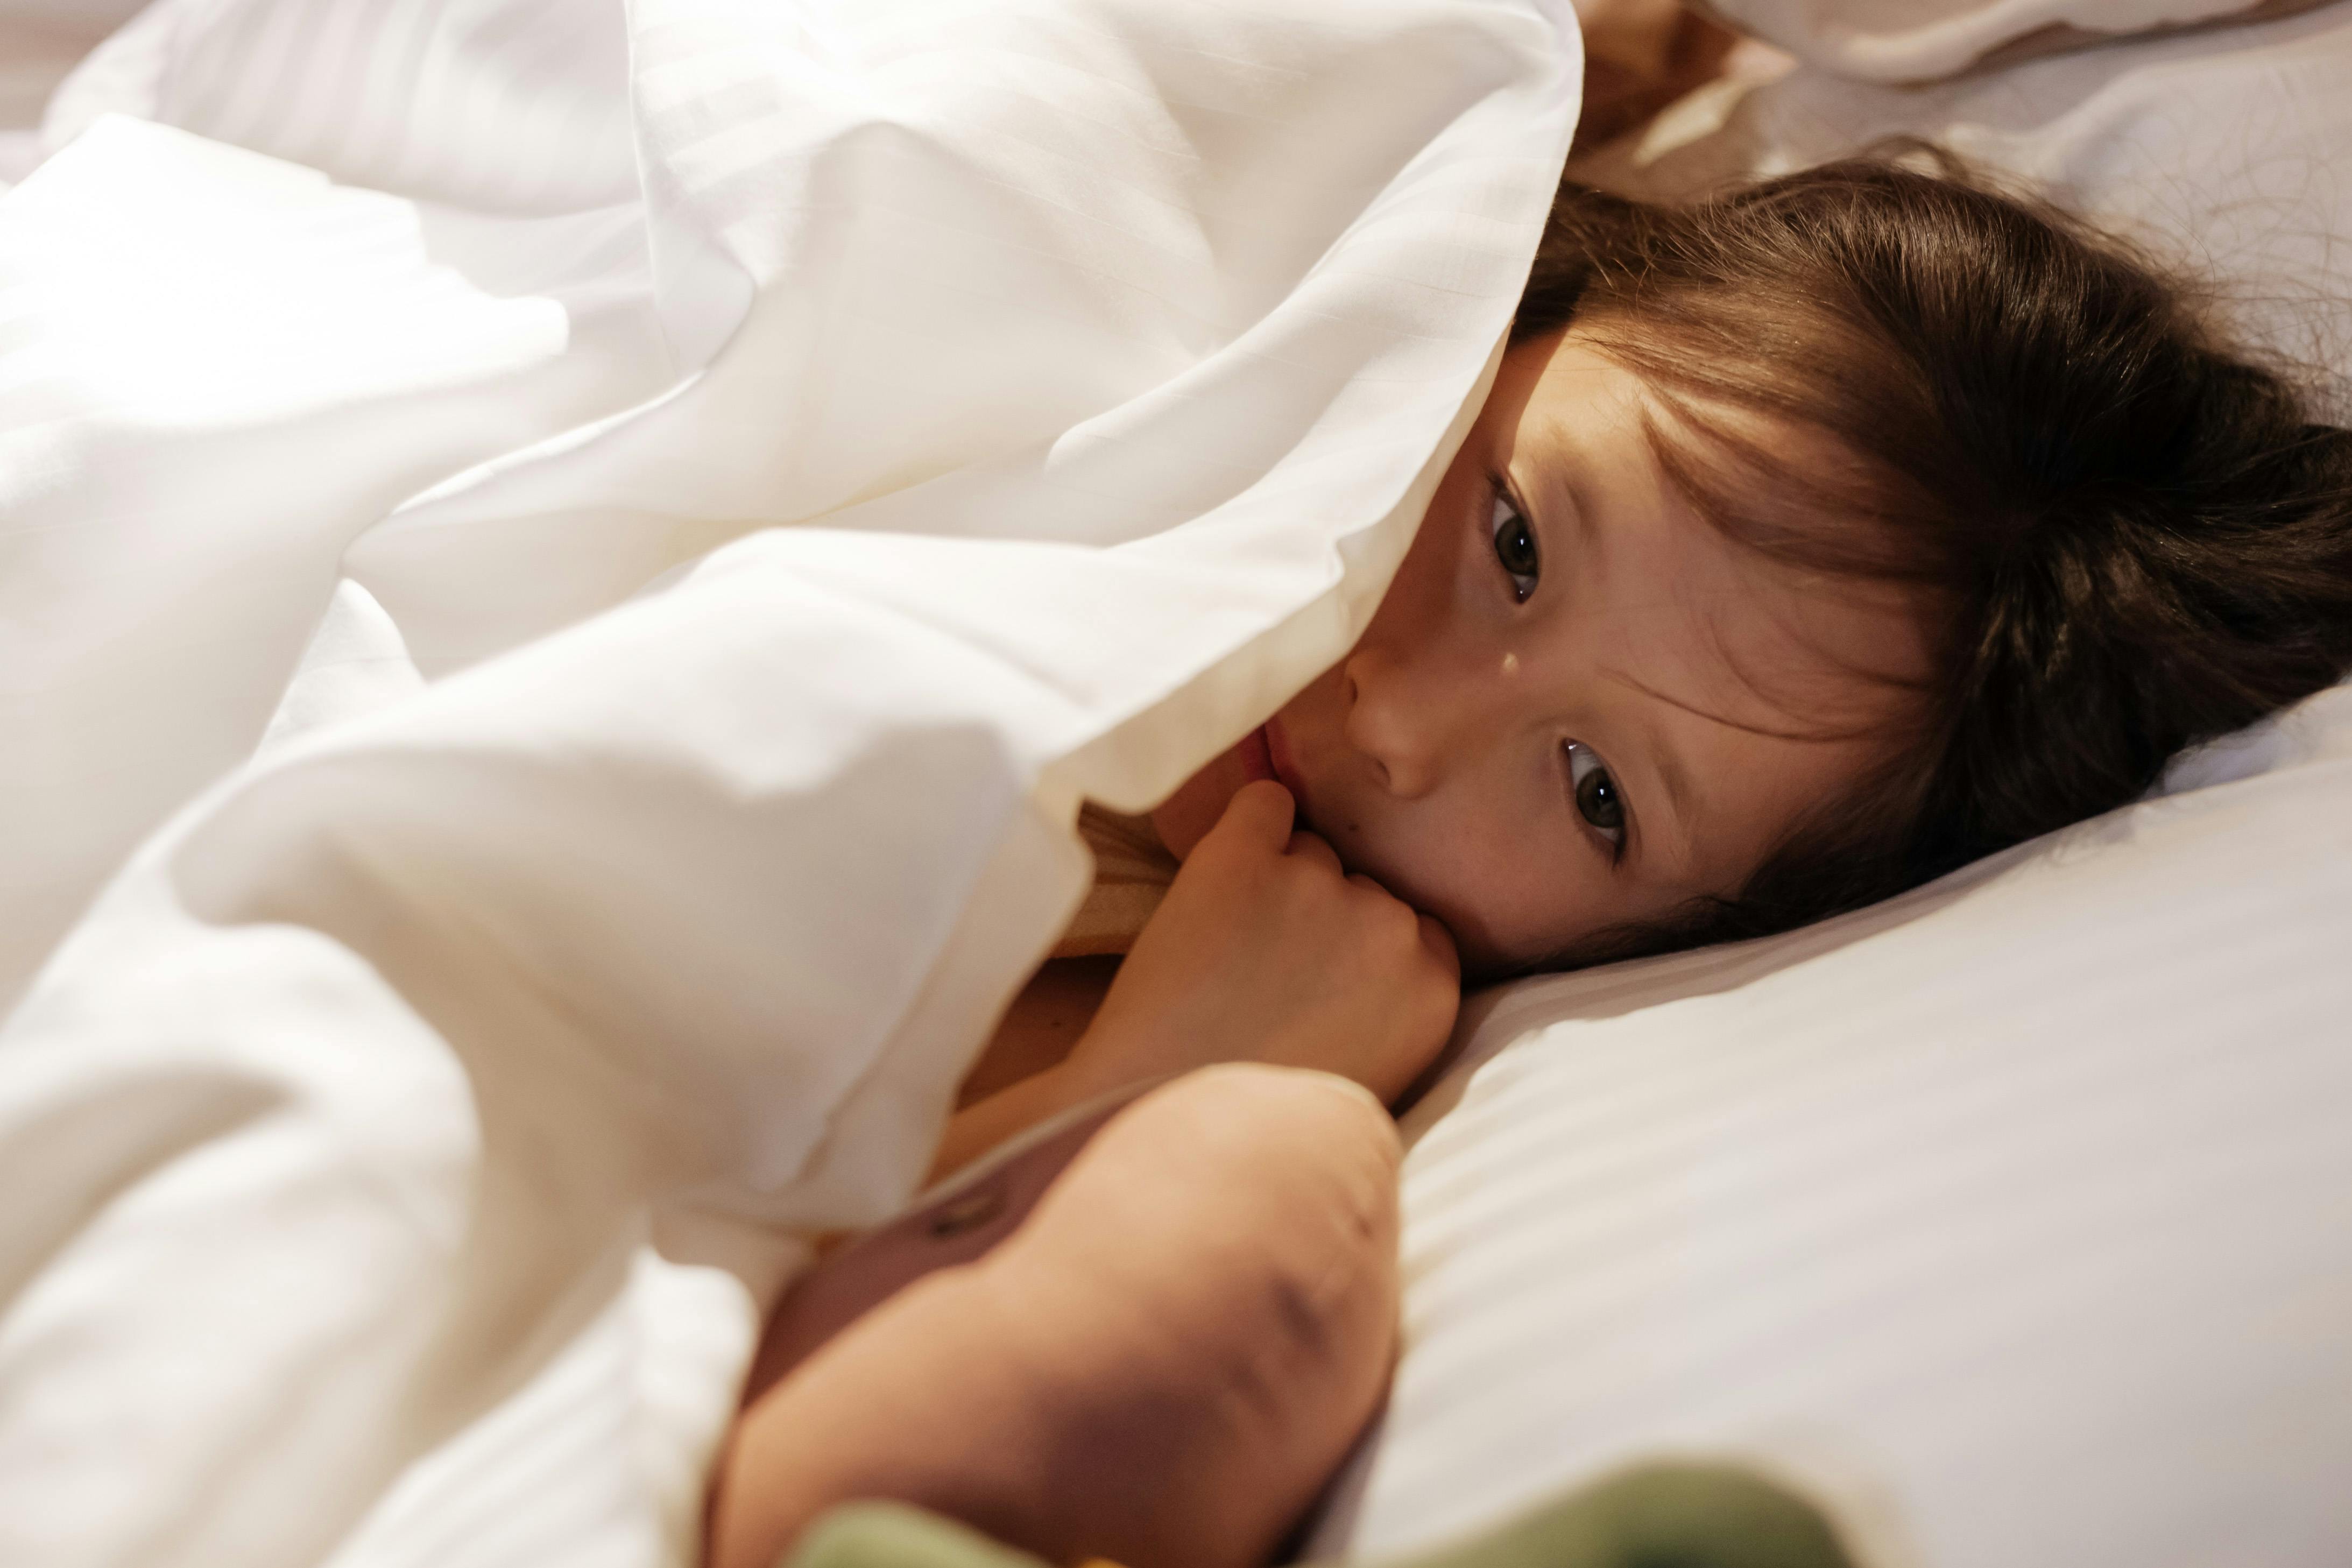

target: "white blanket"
[0,5,1580,1565]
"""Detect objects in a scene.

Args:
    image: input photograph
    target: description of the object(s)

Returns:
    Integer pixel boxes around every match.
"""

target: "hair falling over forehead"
[1514,151,2352,971]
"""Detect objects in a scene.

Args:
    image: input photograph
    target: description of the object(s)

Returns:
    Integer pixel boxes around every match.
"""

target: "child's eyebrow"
[1517,424,1588,545]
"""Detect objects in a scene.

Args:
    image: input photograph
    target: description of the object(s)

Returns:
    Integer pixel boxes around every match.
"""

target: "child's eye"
[1491,490,1539,602]
[1565,740,1625,849]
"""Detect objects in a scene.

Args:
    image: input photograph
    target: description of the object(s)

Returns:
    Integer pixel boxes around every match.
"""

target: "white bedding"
[1699,0,2325,81]
[1582,0,2352,384]
[13,4,2352,1567]
[0,5,1580,1565]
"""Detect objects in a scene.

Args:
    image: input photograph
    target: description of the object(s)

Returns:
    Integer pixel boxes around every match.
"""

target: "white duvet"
[0,5,1580,1565]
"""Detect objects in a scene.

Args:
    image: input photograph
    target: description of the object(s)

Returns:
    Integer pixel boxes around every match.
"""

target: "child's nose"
[1340,641,1498,799]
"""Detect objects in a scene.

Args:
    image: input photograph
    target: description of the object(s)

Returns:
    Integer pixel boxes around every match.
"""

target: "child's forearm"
[928,1059,1112,1184]
[715,1066,1403,1568]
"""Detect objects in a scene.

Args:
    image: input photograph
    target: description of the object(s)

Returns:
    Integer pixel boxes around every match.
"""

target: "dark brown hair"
[1516,155,2352,969]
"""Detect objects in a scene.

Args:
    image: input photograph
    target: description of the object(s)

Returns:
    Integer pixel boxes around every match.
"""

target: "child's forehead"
[1506,330,1645,434]
[1510,330,1827,480]
[1502,333,1937,733]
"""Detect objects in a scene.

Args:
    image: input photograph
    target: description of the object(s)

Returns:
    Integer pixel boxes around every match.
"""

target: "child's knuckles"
[1337,874,1403,923]
[1376,895,1426,950]
[1338,909,1404,963]
[1277,870,1346,928]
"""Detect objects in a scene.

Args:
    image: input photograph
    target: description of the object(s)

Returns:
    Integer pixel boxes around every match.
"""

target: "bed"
[2,3,2348,1567]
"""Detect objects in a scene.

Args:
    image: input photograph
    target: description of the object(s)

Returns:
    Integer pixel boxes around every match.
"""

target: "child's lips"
[1260,717,1310,817]
[1235,725,1275,784]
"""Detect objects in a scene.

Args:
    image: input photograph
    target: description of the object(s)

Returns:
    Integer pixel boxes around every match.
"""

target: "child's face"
[1156,329,1933,974]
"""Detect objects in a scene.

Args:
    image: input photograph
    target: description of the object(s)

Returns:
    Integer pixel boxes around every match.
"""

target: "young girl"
[710,158,2352,1568]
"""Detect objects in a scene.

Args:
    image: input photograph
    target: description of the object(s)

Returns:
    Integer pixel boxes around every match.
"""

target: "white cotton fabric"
[0,5,1581,1566]
[1698,0,2323,82]
[1589,0,2352,386]
[1316,12,2352,1568]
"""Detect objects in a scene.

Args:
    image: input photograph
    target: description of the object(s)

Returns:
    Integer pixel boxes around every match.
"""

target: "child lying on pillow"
[716,154,2352,1568]
[944,152,2352,1169]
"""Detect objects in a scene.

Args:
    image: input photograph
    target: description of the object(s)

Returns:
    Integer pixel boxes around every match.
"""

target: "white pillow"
[1699,0,2330,82]
[1318,12,2352,1567]
[1588,1,2352,389]
[1320,675,2352,1568]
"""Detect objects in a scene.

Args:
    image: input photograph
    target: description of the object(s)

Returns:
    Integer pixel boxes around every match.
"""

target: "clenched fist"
[1066,781,1460,1106]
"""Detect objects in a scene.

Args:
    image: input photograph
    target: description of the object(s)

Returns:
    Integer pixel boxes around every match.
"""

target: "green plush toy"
[783,1461,1858,1568]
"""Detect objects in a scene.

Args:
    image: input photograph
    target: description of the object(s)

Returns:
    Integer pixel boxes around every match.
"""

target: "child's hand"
[1067,780,1460,1105]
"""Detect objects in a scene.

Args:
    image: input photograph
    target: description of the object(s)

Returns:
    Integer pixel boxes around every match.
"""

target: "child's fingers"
[1415,912,1461,983]
[1205,779,1296,857]
[1345,872,1458,979]
[1286,831,1344,875]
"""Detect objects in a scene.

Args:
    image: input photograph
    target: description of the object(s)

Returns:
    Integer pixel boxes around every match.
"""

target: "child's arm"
[931,781,1459,1180]
[711,1065,1403,1568]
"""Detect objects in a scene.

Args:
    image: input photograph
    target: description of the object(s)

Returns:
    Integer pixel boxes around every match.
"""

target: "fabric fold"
[0,5,1583,1566]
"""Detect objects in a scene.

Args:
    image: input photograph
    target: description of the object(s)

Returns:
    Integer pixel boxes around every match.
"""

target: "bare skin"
[1570,0,1740,151]
[1158,329,1933,973]
[710,1066,1403,1568]
[940,327,1931,1169]
[930,782,1458,1179]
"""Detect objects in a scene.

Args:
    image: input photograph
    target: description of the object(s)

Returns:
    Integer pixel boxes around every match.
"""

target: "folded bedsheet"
[0,5,1580,1566]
